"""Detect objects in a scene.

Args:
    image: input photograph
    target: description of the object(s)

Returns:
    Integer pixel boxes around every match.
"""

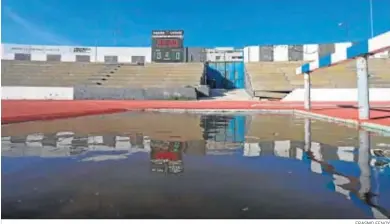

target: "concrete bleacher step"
[2,59,204,88]
[104,81,199,86]
[253,90,290,99]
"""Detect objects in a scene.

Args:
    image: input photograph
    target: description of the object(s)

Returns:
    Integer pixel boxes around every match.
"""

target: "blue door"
[205,62,245,89]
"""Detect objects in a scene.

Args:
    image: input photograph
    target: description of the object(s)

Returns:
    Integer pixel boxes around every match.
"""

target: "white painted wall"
[335,42,353,53]
[243,47,249,63]
[1,44,152,63]
[96,47,151,63]
[249,46,260,62]
[242,42,387,62]
[243,46,259,62]
[1,86,74,100]
[205,49,243,62]
[214,47,235,51]
[2,41,387,64]
[303,44,319,61]
[282,88,390,102]
[273,45,289,61]
[330,42,353,62]
[368,31,390,55]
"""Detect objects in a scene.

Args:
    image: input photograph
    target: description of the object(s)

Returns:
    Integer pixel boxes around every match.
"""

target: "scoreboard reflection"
[150,140,185,174]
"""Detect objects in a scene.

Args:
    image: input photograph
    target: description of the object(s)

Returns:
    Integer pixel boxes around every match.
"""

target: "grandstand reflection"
[1,115,390,218]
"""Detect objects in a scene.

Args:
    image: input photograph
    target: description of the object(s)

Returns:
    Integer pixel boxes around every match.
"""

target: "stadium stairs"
[1,60,108,87]
[245,58,390,100]
[92,63,204,88]
[1,60,208,100]
[1,60,205,88]
[245,62,299,100]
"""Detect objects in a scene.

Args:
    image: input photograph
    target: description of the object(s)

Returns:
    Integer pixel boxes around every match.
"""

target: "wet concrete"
[2,112,390,219]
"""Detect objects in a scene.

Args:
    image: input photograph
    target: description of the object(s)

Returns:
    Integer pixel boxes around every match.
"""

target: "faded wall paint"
[185,47,207,62]
[3,42,388,64]
[1,44,152,63]
[244,42,389,62]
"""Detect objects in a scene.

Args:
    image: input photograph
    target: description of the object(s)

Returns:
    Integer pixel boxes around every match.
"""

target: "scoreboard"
[151,30,184,63]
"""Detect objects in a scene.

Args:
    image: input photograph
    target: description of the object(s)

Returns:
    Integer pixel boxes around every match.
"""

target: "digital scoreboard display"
[152,30,184,63]
[155,39,180,48]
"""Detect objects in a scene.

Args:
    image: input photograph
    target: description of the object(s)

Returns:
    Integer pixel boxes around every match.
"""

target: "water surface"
[2,112,390,219]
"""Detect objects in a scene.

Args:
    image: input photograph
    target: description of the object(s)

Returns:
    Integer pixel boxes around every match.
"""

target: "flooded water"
[1,112,390,219]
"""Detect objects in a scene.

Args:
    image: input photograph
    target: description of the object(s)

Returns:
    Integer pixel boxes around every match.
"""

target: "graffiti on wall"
[2,44,94,55]
[3,45,61,54]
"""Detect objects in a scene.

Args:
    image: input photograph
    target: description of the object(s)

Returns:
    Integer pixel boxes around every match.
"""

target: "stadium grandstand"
[1,37,389,101]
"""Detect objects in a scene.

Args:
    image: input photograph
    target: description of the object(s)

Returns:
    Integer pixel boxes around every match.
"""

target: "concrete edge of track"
[144,109,390,134]
[293,110,390,135]
[1,108,129,124]
[2,100,390,134]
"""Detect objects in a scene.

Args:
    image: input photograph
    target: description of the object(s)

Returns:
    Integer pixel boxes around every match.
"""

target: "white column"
[304,72,311,110]
[356,56,370,119]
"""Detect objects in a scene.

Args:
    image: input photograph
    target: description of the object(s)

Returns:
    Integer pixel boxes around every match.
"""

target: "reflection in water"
[1,114,390,219]
[150,140,184,174]
[302,119,389,219]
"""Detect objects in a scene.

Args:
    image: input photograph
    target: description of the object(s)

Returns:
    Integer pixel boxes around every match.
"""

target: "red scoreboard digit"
[156,39,180,48]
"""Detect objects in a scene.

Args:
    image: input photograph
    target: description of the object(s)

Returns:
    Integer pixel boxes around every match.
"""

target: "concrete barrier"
[1,86,74,100]
[143,87,197,100]
[282,88,390,102]
[73,85,145,100]
[74,86,197,100]
[2,86,197,100]
[195,85,210,97]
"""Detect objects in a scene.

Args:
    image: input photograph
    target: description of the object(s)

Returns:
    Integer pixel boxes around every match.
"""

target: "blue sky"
[1,0,390,47]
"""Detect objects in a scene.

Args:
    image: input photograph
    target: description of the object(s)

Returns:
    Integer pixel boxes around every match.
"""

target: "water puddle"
[1,112,390,218]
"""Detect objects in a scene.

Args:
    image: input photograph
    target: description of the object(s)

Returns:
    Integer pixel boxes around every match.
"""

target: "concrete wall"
[282,88,390,102]
[205,49,243,62]
[288,45,304,61]
[2,86,74,100]
[244,42,389,62]
[1,44,152,63]
[185,47,207,62]
[1,86,199,100]
[273,45,289,61]
[96,47,151,63]
[259,46,274,61]
[3,42,388,64]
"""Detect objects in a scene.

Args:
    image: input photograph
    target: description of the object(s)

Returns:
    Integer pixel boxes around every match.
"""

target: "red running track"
[2,100,390,126]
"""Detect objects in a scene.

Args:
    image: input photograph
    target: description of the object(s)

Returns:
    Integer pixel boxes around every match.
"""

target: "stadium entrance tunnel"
[204,61,245,89]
